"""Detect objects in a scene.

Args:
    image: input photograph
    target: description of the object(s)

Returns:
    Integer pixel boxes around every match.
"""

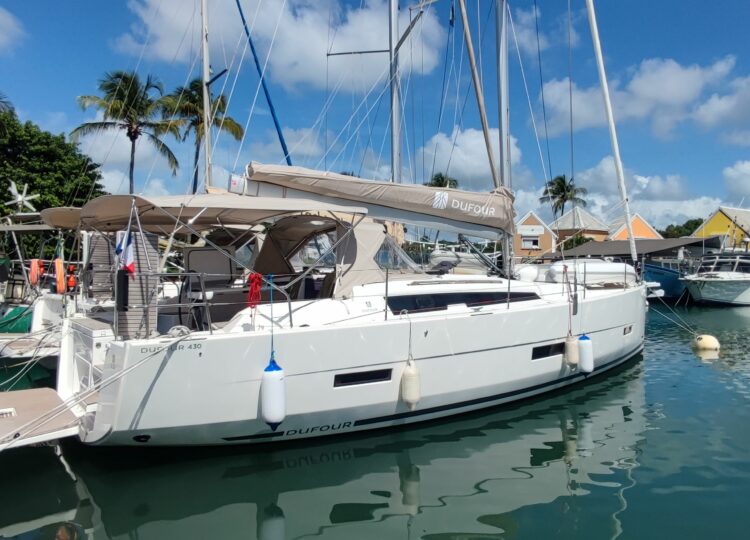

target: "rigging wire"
[232,0,287,176]
[428,4,455,182]
[533,0,553,181]
[567,0,576,184]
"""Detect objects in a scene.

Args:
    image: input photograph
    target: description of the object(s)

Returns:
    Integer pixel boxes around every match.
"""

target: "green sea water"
[2,306,750,539]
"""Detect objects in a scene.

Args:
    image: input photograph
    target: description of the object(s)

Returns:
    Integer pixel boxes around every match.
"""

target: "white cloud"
[248,127,333,166]
[0,7,24,54]
[722,130,750,146]
[141,178,171,196]
[544,56,735,137]
[631,197,722,229]
[100,169,129,195]
[117,0,445,93]
[572,156,712,228]
[694,76,750,128]
[512,7,549,57]
[417,127,527,191]
[723,160,750,198]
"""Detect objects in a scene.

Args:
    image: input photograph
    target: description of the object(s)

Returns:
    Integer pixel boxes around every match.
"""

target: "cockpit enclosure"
[75,193,371,337]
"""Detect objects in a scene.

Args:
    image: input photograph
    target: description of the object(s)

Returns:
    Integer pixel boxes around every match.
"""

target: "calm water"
[3,307,750,540]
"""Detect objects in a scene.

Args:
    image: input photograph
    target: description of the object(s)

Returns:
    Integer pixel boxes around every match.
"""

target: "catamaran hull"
[66,286,646,446]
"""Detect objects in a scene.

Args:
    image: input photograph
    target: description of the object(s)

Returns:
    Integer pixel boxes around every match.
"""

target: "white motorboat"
[682,253,750,305]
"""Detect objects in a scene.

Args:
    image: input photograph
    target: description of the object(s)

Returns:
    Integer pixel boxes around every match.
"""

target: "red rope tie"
[247,272,263,308]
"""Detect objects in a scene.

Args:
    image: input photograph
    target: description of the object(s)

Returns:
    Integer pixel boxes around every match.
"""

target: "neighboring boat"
[682,252,750,305]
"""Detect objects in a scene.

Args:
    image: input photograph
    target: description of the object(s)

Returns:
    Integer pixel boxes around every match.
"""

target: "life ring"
[54,258,66,294]
[29,259,40,286]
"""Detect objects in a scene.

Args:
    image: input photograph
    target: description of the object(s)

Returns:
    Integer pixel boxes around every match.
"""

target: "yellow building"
[608,213,663,240]
[692,206,750,249]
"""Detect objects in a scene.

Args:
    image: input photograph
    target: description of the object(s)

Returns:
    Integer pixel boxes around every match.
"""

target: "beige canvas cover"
[40,207,81,230]
[245,162,515,235]
[79,194,366,232]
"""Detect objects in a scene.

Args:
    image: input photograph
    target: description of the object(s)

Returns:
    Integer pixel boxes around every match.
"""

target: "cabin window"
[387,291,540,314]
[288,232,336,272]
[375,235,423,272]
[531,342,565,360]
[334,369,392,387]
[521,236,540,249]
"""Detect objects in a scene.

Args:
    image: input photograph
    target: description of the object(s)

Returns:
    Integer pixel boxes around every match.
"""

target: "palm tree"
[425,172,458,188]
[538,174,587,218]
[0,92,13,113]
[71,71,179,194]
[163,78,244,194]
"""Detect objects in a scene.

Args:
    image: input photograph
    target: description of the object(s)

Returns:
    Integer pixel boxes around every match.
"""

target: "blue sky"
[2,0,750,228]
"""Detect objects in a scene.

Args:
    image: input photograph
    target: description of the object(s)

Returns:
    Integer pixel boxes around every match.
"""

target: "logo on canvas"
[432,191,449,209]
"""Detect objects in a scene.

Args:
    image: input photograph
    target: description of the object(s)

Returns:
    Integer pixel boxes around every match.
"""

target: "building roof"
[549,206,609,233]
[607,213,663,240]
[719,206,750,234]
[515,210,557,239]
[558,235,724,258]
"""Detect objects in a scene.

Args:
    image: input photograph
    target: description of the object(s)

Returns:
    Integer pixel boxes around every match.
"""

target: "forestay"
[243,162,515,239]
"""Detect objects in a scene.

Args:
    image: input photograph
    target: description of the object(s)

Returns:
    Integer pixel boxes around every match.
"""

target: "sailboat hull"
[63,283,646,446]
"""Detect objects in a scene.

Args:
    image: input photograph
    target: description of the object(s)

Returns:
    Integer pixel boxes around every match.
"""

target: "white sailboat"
[0,0,647,449]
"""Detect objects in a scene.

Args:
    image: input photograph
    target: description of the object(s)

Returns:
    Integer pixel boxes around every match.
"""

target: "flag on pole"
[116,231,135,274]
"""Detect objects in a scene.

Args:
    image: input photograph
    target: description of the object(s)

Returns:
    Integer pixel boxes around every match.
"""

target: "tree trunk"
[192,137,202,194]
[129,138,137,194]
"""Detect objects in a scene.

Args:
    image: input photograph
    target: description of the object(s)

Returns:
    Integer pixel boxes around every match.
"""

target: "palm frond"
[143,132,179,175]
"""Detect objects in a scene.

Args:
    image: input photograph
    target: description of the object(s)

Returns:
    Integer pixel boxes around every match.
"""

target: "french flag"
[116,232,135,274]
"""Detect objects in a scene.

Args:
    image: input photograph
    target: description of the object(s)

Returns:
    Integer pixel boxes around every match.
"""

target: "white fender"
[401,357,420,410]
[565,335,579,367]
[261,357,286,430]
[579,335,594,373]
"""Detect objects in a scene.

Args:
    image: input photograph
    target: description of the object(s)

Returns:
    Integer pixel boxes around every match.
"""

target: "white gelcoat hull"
[65,282,647,446]
[683,276,750,305]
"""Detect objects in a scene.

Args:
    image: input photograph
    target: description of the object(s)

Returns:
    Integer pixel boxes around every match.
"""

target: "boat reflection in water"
[1,358,647,539]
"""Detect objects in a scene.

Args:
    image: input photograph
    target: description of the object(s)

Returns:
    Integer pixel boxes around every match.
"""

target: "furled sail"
[243,162,515,238]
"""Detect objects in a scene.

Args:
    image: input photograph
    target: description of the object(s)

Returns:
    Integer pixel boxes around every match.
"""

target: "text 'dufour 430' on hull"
[59,277,646,447]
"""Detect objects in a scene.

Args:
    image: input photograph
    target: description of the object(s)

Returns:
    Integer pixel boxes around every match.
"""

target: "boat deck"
[0,388,79,449]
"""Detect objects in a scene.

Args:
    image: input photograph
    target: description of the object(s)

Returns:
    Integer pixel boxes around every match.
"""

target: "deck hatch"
[334,369,392,387]
[531,342,565,360]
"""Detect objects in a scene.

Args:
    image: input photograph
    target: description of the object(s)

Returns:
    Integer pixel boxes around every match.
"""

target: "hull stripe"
[354,345,643,426]
[225,344,643,442]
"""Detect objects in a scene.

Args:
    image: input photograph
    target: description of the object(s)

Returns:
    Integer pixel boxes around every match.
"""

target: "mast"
[585,0,638,265]
[389,0,401,183]
[496,0,512,276]
[201,0,213,191]
[457,0,499,188]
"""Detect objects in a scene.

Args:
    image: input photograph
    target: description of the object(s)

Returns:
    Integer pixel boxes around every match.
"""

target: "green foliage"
[658,218,703,238]
[0,92,12,113]
[0,110,104,213]
[163,78,244,193]
[424,172,458,188]
[561,233,592,251]
[0,110,105,257]
[539,174,587,218]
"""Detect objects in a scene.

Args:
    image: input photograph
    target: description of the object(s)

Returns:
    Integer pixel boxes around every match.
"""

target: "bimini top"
[244,162,515,237]
[79,193,367,232]
[40,207,82,230]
